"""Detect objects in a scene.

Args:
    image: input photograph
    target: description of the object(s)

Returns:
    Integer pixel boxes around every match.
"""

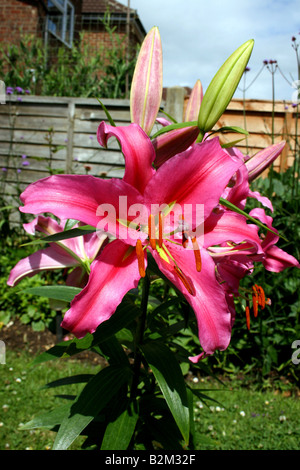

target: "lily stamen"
[245,304,251,330]
[148,214,156,249]
[257,285,266,309]
[158,211,164,248]
[252,285,259,317]
[191,237,202,272]
[136,239,145,277]
[174,266,194,295]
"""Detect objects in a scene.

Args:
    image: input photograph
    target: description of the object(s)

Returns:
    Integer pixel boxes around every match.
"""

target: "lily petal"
[20,174,146,243]
[97,122,155,194]
[145,137,241,225]
[152,126,200,168]
[203,211,262,253]
[61,239,144,338]
[260,245,300,272]
[7,246,79,287]
[249,207,300,272]
[151,243,232,356]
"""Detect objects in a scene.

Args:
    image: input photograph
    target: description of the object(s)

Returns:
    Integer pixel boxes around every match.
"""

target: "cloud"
[119,0,300,100]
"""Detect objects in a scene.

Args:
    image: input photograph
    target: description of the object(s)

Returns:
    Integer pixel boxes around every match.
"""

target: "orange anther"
[148,214,156,250]
[136,239,145,277]
[252,285,259,317]
[245,305,250,330]
[174,266,194,295]
[158,211,164,248]
[257,286,266,310]
[191,237,202,272]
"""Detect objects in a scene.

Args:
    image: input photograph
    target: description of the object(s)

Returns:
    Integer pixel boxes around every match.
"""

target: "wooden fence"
[0,92,299,215]
[212,98,299,176]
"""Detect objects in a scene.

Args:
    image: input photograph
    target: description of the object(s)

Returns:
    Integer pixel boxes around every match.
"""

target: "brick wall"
[0,0,43,45]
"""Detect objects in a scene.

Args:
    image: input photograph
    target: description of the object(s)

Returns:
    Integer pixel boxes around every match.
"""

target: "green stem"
[268,68,275,198]
[130,272,150,399]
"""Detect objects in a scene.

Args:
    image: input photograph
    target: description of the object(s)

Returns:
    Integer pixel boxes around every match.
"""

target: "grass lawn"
[1,348,300,451]
[191,376,300,450]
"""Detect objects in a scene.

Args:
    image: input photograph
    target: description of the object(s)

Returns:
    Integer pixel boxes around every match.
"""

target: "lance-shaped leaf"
[183,79,203,122]
[52,365,132,450]
[130,26,163,135]
[198,39,254,136]
[141,341,190,445]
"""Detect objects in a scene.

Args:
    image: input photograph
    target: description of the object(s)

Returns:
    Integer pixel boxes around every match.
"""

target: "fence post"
[164,86,186,122]
[66,99,75,174]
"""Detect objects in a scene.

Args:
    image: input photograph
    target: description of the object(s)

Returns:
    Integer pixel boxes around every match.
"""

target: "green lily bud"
[198,39,254,137]
[130,26,163,135]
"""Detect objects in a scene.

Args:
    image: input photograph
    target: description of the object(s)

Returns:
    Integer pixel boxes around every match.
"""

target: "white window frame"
[47,0,75,48]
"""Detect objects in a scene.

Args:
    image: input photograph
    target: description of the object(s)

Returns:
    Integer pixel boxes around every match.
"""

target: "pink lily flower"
[19,122,251,357]
[223,147,274,212]
[248,208,300,272]
[8,216,107,288]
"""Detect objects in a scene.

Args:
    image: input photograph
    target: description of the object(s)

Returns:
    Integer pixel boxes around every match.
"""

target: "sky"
[118,0,300,102]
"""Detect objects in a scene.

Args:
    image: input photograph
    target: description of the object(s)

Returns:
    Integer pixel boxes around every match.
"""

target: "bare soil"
[0,318,105,365]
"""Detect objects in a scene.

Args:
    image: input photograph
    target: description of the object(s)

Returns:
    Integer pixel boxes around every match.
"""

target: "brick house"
[0,0,146,56]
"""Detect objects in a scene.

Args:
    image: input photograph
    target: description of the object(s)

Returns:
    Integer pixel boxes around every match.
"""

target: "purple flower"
[6,87,13,95]
[22,160,30,166]
[25,89,30,94]
[17,97,23,102]
[17,169,21,173]
[21,154,27,159]
[15,86,23,93]
[2,167,7,172]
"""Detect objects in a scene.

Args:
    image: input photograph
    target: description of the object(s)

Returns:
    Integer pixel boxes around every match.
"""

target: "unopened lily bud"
[198,39,254,136]
[184,79,203,122]
[245,141,286,181]
[130,26,163,135]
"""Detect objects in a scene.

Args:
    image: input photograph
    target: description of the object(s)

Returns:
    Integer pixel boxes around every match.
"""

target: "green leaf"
[101,401,138,450]
[141,341,190,444]
[99,335,130,367]
[219,197,288,241]
[221,138,246,148]
[64,219,80,231]
[96,98,116,127]
[158,108,178,124]
[43,374,94,389]
[32,297,141,365]
[20,404,71,430]
[151,120,198,139]
[208,125,249,136]
[21,225,97,247]
[21,285,81,303]
[52,365,132,450]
